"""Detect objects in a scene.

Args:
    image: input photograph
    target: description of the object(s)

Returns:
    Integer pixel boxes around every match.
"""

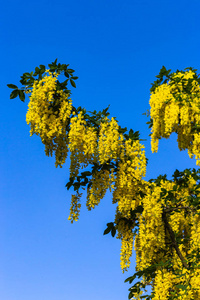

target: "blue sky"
[1,1,200,299]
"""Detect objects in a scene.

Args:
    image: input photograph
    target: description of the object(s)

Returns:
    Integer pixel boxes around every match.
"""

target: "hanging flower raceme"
[25,70,147,254]
[132,172,200,299]
[68,191,82,223]
[67,114,147,271]
[119,221,134,271]
[86,169,111,210]
[17,62,147,276]
[98,117,124,164]
[113,140,146,217]
[135,182,166,271]
[149,69,200,165]
[26,70,72,167]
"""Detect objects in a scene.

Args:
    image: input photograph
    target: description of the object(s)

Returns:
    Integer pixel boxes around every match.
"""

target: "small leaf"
[7,84,18,89]
[35,67,40,73]
[10,89,19,99]
[103,222,114,235]
[40,64,45,70]
[64,71,69,78]
[176,284,187,291]
[81,171,92,177]
[111,227,116,237]
[70,79,76,88]
[103,227,111,235]
[128,292,133,299]
[19,90,25,102]
[124,275,136,283]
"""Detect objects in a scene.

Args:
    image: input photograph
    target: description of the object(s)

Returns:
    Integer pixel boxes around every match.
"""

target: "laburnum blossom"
[133,175,200,299]
[24,66,200,299]
[150,70,200,165]
[26,71,147,272]
[26,70,72,167]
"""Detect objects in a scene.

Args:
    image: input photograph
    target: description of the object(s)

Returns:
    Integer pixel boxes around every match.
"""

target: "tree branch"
[164,206,196,214]
[162,210,189,269]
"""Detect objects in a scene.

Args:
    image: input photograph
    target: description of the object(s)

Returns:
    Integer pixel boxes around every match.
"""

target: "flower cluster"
[67,116,146,269]
[153,267,200,300]
[26,71,147,272]
[135,182,166,271]
[22,64,200,299]
[68,191,82,222]
[98,117,124,164]
[26,71,72,167]
[150,70,200,165]
[133,174,200,299]
[68,111,98,177]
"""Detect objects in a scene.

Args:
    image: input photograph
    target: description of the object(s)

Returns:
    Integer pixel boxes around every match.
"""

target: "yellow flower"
[26,71,72,167]
[149,70,200,165]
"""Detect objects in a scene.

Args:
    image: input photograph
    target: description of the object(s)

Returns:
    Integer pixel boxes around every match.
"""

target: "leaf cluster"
[66,159,117,193]
[103,222,116,237]
[125,264,157,299]
[79,106,111,132]
[103,205,144,243]
[150,66,172,93]
[150,66,200,93]
[7,58,78,102]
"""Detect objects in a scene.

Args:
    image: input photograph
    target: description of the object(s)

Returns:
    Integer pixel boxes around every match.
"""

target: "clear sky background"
[1,1,200,299]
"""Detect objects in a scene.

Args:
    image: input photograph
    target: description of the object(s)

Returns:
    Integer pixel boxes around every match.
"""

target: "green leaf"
[124,275,136,283]
[7,84,18,89]
[65,177,75,190]
[111,227,116,237]
[81,171,92,177]
[64,71,69,78]
[176,284,187,291]
[19,90,25,102]
[23,72,30,77]
[49,66,57,71]
[35,67,40,73]
[39,64,45,70]
[103,222,114,235]
[103,226,111,235]
[70,79,76,88]
[10,89,19,99]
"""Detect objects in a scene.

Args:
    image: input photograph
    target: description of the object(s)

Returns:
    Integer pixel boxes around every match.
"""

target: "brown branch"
[162,210,189,269]
[164,206,196,214]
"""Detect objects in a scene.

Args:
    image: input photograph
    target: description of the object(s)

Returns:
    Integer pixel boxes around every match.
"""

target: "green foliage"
[150,66,200,95]
[103,222,116,237]
[150,66,172,93]
[7,58,78,102]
